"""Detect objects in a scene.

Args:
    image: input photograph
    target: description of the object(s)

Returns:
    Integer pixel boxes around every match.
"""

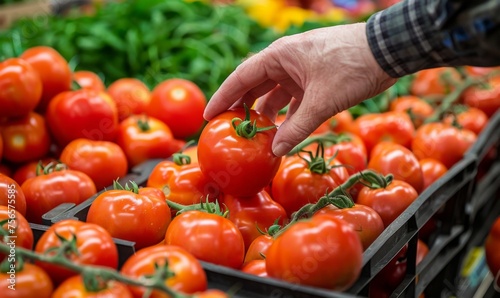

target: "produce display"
[0,0,500,297]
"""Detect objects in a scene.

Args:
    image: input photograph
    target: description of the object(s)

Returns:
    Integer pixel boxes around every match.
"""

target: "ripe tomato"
[59,139,128,191]
[222,190,288,250]
[73,70,106,92]
[193,290,230,298]
[0,205,33,261]
[107,78,151,121]
[389,95,434,128]
[418,158,448,191]
[11,158,57,186]
[46,89,119,147]
[165,210,245,269]
[315,203,384,251]
[485,217,500,287]
[353,111,416,155]
[120,244,207,297]
[410,67,462,99]
[35,219,119,285]
[20,46,72,112]
[116,115,185,167]
[464,66,500,77]
[244,234,275,264]
[241,259,268,277]
[442,106,489,135]
[52,275,132,298]
[357,180,419,227]
[368,142,424,193]
[198,107,281,198]
[21,164,96,223]
[87,186,171,249]
[411,122,477,169]
[329,110,354,133]
[0,263,53,298]
[266,214,363,290]
[271,154,349,217]
[0,58,42,118]
[0,174,26,216]
[147,78,207,139]
[462,78,500,117]
[0,112,51,163]
[323,132,368,175]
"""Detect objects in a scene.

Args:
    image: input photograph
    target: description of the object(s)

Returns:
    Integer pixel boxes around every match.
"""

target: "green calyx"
[113,180,140,194]
[231,104,276,139]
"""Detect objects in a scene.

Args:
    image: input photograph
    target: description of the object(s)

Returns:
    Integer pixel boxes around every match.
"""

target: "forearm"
[366,0,500,78]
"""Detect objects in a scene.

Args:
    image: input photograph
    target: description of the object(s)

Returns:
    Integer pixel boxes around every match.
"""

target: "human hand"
[204,23,396,156]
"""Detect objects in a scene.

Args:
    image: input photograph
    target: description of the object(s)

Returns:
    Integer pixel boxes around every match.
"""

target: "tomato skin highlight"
[0,263,53,298]
[241,259,268,277]
[0,174,27,216]
[73,71,106,92]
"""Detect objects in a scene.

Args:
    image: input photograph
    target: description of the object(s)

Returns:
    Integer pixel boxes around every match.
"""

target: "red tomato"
[389,95,434,128]
[87,186,171,249]
[0,58,42,118]
[266,214,363,290]
[73,70,106,92]
[120,244,207,297]
[222,190,288,250]
[485,217,500,288]
[271,154,349,217]
[357,180,418,227]
[0,112,51,163]
[462,78,500,117]
[107,78,151,121]
[35,219,119,285]
[244,234,275,264]
[418,158,448,191]
[0,205,33,261]
[198,107,281,198]
[147,78,207,139]
[464,66,500,77]
[353,111,416,155]
[46,89,119,147]
[368,142,424,193]
[116,115,185,167]
[241,259,268,277]
[20,46,72,112]
[315,203,384,251]
[59,139,128,191]
[165,210,245,269]
[12,158,57,186]
[52,275,132,298]
[443,106,489,135]
[193,290,230,298]
[411,122,477,169]
[323,132,368,175]
[0,174,26,216]
[329,110,354,133]
[410,67,462,99]
[0,263,53,298]
[21,164,96,223]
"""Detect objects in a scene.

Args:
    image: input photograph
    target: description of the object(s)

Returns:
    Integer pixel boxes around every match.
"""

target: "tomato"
[357,180,419,228]
[52,275,132,298]
[120,244,207,297]
[464,66,500,77]
[21,163,96,223]
[87,186,171,250]
[315,203,384,251]
[193,290,230,298]
[368,142,424,193]
[323,132,368,175]
[0,112,51,163]
[0,174,27,216]
[73,70,106,92]
[46,89,119,147]
[411,122,477,169]
[60,139,128,191]
[244,234,275,264]
[462,78,500,117]
[165,210,245,269]
[222,190,288,250]
[147,78,207,139]
[485,217,500,288]
[418,158,448,191]
[271,154,349,217]
[353,111,416,155]
[12,158,57,186]
[389,95,434,128]
[116,115,185,167]
[107,78,151,121]
[0,263,53,298]
[443,106,489,135]
[0,58,42,118]
[0,205,33,261]
[241,259,268,277]
[410,67,462,99]
[266,214,363,290]
[20,46,72,112]
[329,110,354,134]
[198,107,281,198]
[35,219,119,285]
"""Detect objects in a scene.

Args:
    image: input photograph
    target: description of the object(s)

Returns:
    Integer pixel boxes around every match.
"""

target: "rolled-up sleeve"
[366,0,500,78]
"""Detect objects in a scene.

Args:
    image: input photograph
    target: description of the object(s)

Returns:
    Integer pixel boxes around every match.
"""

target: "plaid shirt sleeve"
[366,0,500,78]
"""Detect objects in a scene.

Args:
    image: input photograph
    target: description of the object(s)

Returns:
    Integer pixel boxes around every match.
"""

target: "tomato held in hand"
[73,70,106,92]
[198,107,281,198]
[52,275,132,298]
[0,174,26,216]
[0,205,33,261]
[87,184,171,250]
[0,58,42,118]
[120,244,207,297]
[34,219,119,285]
[485,217,500,287]
[266,214,363,290]
[0,263,53,298]
[165,210,246,269]
[107,78,151,121]
[147,78,207,139]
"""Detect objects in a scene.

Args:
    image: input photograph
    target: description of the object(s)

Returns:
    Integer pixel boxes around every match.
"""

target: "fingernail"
[273,142,291,157]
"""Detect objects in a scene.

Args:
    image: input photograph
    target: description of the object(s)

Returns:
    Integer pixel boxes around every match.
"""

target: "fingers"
[229,79,278,111]
[254,85,293,122]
